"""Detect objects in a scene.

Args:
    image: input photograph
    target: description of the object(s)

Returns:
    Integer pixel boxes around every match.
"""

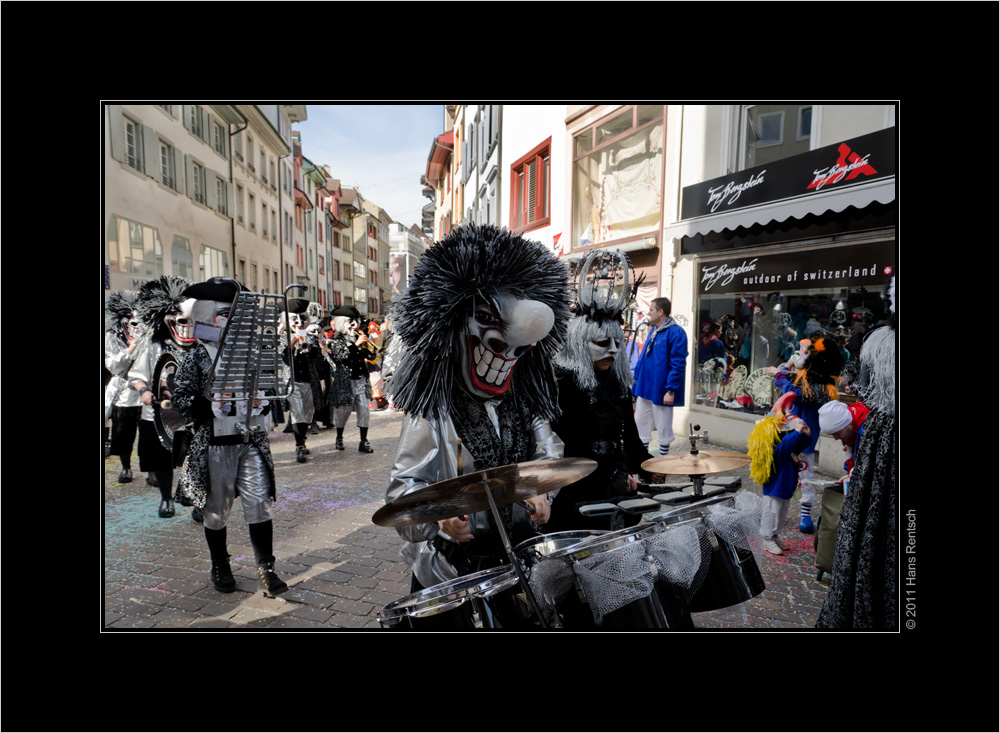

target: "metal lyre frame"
[205,281,306,441]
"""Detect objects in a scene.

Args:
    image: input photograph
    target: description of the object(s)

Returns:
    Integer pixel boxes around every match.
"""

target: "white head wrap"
[818,400,852,434]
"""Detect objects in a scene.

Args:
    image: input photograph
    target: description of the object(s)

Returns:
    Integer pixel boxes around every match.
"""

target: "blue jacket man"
[632,297,687,455]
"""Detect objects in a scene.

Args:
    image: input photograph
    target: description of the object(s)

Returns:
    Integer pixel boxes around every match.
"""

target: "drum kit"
[372,425,766,631]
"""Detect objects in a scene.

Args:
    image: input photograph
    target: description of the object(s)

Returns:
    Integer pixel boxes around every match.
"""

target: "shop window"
[692,242,895,413]
[740,104,813,170]
[572,105,664,249]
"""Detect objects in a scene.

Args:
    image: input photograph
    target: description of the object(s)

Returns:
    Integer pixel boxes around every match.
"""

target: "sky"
[296,104,445,230]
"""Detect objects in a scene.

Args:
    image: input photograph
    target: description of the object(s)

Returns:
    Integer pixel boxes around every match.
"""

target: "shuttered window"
[509,138,551,234]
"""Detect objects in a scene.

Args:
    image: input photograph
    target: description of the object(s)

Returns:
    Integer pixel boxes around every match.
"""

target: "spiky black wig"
[104,290,139,346]
[134,275,193,343]
[388,224,570,421]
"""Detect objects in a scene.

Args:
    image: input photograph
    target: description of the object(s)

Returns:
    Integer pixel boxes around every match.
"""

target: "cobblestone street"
[104,408,839,631]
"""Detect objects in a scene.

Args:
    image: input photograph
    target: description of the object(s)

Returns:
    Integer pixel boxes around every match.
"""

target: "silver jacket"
[386,404,564,588]
[105,332,141,417]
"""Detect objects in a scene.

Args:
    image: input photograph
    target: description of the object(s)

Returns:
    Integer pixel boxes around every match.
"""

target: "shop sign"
[698,240,895,295]
[682,128,895,220]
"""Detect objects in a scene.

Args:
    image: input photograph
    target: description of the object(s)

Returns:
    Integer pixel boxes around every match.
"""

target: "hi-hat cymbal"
[642,450,750,476]
[372,457,598,528]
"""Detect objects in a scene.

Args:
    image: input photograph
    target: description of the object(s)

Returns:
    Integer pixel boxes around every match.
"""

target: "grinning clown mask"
[459,293,555,399]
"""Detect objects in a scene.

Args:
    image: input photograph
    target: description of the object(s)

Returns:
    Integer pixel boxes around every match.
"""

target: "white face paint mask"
[588,336,621,367]
[190,300,231,343]
[165,298,199,347]
[333,316,357,339]
[459,293,555,399]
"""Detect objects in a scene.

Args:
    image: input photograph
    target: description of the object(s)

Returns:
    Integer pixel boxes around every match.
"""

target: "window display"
[572,106,665,248]
[693,241,894,413]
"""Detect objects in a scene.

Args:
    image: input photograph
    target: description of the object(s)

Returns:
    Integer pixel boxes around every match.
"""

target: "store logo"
[706,171,766,212]
[807,142,878,191]
[701,258,758,290]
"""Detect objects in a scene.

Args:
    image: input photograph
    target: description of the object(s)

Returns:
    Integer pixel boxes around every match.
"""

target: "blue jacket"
[762,429,811,500]
[632,320,688,407]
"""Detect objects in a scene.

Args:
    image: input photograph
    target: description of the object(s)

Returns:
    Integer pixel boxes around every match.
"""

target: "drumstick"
[518,500,536,515]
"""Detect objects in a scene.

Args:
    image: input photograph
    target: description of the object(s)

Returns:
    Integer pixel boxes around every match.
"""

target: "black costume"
[548,365,651,532]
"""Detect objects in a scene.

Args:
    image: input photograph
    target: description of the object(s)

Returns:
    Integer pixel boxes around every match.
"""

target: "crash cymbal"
[372,457,598,528]
[642,450,750,476]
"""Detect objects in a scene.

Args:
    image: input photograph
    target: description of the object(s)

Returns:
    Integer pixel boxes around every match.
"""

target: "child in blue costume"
[748,392,812,556]
[765,337,843,533]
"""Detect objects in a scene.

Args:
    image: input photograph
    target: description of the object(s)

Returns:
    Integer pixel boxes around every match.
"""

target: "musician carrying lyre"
[383,225,569,627]
[171,277,287,598]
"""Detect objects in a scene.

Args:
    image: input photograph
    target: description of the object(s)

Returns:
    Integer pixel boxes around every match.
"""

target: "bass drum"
[151,351,189,462]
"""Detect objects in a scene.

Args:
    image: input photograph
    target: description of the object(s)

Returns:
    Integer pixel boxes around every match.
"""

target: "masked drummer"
[383,225,570,625]
[170,277,287,598]
[128,275,195,518]
[547,251,655,532]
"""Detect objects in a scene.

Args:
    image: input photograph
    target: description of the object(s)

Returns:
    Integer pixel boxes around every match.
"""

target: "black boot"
[257,557,288,597]
[359,427,374,453]
[158,499,175,518]
[335,428,345,450]
[309,421,320,435]
[296,445,307,463]
[211,555,237,593]
[191,507,204,523]
[118,468,133,483]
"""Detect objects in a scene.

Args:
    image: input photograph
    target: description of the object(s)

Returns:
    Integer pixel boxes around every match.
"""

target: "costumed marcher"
[765,336,844,533]
[547,250,653,532]
[128,275,195,518]
[383,224,569,628]
[748,392,813,556]
[283,309,320,463]
[104,290,142,483]
[818,399,870,476]
[632,296,688,456]
[816,281,896,629]
[171,277,287,597]
[327,305,375,453]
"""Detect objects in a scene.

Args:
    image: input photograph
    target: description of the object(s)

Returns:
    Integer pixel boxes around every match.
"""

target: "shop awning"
[666,176,895,243]
[671,127,895,248]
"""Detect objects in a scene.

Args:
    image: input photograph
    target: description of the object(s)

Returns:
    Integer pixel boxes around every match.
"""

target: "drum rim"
[514,529,608,561]
[379,565,519,621]
[654,493,735,524]
[542,522,665,563]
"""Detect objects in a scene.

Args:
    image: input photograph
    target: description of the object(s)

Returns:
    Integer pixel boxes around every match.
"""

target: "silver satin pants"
[333,378,369,429]
[287,381,314,424]
[203,442,273,530]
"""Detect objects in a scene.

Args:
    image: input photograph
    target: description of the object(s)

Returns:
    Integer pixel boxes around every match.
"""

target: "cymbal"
[372,457,598,528]
[642,450,750,476]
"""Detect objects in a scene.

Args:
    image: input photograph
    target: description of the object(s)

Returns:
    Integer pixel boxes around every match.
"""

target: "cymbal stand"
[481,477,550,629]
[455,439,548,629]
[686,423,709,497]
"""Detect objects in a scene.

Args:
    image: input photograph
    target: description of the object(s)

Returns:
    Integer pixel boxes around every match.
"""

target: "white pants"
[759,494,790,539]
[797,451,818,505]
[634,397,674,452]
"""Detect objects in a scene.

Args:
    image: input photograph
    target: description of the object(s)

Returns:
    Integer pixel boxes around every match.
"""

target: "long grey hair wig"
[553,314,632,393]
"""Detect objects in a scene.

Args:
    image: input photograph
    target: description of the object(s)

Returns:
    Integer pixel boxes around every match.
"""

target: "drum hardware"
[653,492,766,612]
[641,424,750,498]
[531,522,694,629]
[373,457,599,630]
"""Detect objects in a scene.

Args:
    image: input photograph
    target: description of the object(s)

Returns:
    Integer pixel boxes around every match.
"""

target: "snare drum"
[537,523,694,629]
[654,494,765,613]
[378,565,520,630]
